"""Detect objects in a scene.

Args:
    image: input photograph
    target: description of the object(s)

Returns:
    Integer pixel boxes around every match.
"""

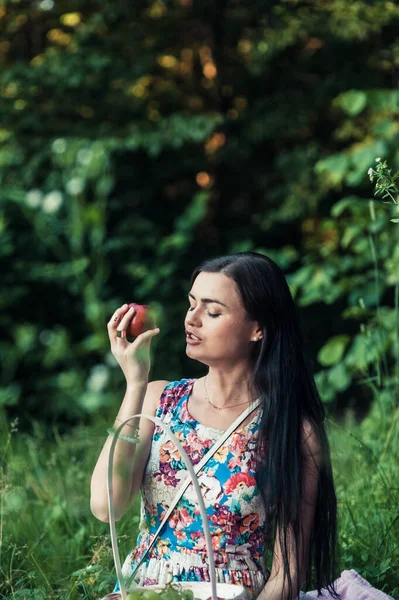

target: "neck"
[204,366,256,408]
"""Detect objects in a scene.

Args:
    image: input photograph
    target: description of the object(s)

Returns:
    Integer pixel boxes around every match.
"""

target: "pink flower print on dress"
[227,454,242,470]
[190,532,206,552]
[159,440,181,463]
[147,503,158,517]
[158,502,169,521]
[191,533,221,553]
[153,462,181,486]
[210,504,233,527]
[187,448,203,464]
[179,398,192,423]
[175,529,186,541]
[212,535,222,552]
[239,513,260,535]
[170,507,195,531]
[185,430,207,452]
[230,432,248,453]
[224,472,256,495]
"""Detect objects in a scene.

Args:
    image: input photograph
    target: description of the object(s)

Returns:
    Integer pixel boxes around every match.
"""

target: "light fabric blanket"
[300,570,395,600]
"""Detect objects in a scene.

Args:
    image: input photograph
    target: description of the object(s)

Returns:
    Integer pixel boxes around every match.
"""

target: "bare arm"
[257,421,322,600]
[89,302,163,523]
[90,379,170,523]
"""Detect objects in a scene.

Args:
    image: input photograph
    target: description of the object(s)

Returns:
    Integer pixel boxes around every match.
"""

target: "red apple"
[126,303,156,339]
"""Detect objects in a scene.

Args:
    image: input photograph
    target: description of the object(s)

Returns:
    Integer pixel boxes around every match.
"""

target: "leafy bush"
[2,0,399,428]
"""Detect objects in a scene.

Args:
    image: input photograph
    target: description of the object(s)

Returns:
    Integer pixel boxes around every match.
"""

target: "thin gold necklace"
[204,376,253,411]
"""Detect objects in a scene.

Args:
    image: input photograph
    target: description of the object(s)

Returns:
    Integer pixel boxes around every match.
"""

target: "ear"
[251,326,263,343]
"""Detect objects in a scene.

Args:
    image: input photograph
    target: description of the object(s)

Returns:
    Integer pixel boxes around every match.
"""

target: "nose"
[185,307,202,329]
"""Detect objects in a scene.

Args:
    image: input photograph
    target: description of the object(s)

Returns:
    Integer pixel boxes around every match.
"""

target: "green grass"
[0,417,141,599]
[327,405,399,597]
[0,404,398,599]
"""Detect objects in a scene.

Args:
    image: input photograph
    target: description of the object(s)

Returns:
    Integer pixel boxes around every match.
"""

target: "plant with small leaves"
[368,157,399,223]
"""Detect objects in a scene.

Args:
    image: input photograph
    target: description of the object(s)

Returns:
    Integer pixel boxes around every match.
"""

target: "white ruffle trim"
[121,553,266,599]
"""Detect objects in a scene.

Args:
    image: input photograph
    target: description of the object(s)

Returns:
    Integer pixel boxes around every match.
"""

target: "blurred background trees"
[1,0,398,428]
[2,0,399,430]
[1,0,399,598]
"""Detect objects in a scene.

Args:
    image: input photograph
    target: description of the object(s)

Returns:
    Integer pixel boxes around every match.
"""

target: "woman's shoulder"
[155,377,195,417]
[158,377,195,395]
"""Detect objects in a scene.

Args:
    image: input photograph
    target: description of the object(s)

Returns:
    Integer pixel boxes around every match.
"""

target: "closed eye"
[187,306,221,318]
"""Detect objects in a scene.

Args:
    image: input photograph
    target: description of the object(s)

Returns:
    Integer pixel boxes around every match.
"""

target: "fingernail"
[122,303,128,308]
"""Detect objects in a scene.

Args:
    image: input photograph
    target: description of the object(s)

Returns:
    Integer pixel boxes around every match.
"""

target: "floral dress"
[113,378,269,599]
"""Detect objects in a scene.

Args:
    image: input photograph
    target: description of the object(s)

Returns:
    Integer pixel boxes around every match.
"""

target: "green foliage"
[335,91,368,117]
[368,157,399,213]
[328,408,399,597]
[318,335,351,367]
[0,0,399,427]
[0,415,141,599]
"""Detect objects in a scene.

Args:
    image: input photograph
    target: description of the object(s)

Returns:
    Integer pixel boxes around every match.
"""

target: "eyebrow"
[188,292,228,308]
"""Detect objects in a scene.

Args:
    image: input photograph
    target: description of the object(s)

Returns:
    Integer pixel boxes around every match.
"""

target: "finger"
[131,327,160,347]
[117,305,136,330]
[107,304,129,331]
[114,305,137,341]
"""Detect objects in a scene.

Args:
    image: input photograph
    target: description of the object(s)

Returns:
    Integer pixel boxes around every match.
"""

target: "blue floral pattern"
[113,378,268,598]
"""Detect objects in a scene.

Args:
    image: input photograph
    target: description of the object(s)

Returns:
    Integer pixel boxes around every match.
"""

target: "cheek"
[213,318,232,330]
[215,320,243,342]
[220,323,252,347]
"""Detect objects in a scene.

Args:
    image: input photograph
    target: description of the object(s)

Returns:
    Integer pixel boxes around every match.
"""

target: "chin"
[185,347,209,365]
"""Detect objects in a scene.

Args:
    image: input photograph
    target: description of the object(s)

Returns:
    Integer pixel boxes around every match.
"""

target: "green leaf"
[175,191,209,232]
[335,90,367,116]
[345,331,388,369]
[15,258,89,281]
[0,383,21,406]
[71,564,102,577]
[341,224,362,248]
[314,370,336,403]
[327,362,352,392]
[366,89,399,112]
[331,196,364,218]
[347,140,387,182]
[315,154,349,185]
[318,335,351,366]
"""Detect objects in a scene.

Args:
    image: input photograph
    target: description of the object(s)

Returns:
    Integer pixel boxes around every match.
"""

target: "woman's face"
[184,271,262,366]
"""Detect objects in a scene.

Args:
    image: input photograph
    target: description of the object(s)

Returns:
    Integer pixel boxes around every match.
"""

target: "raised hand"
[107,304,160,384]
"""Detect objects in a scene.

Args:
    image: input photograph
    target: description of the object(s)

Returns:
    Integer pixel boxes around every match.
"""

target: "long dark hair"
[190,252,341,600]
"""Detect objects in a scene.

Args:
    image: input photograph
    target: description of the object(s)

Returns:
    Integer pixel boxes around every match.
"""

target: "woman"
[90,252,341,600]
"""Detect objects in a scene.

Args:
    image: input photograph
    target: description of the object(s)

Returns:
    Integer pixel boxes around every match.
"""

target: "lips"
[186,334,201,345]
[185,329,202,341]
